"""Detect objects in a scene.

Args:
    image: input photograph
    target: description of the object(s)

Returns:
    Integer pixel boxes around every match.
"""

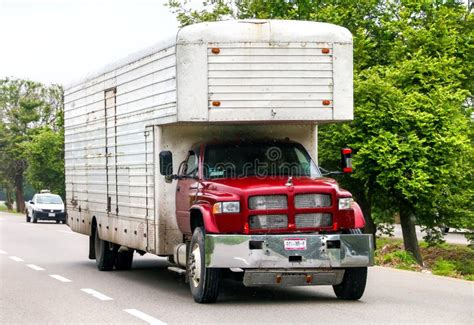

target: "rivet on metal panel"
[99,224,101,227]
[212,101,221,107]
[322,48,330,54]
[124,229,127,233]
[143,233,147,238]
[106,226,109,230]
[82,219,84,223]
[134,230,137,235]
[211,47,220,54]
[115,227,117,231]
[323,100,331,106]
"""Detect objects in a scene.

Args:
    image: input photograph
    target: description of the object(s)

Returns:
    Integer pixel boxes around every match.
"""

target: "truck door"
[175,151,199,234]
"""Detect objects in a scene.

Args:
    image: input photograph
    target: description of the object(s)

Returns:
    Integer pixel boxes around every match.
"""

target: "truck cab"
[173,140,365,236]
[161,139,372,303]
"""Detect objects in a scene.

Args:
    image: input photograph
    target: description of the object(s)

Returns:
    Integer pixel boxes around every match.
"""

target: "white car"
[26,192,66,224]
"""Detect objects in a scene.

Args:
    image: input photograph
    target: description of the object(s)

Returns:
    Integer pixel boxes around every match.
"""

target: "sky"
[0,0,179,85]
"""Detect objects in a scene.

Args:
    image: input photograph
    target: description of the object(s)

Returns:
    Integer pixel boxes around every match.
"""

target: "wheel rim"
[189,243,202,288]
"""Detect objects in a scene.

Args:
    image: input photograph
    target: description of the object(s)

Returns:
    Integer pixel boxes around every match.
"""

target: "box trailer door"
[105,88,118,216]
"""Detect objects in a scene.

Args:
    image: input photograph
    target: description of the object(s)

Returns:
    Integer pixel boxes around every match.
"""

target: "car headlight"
[338,198,353,210]
[213,201,240,214]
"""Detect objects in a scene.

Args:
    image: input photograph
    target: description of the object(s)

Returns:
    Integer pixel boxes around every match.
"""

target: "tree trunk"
[399,203,423,266]
[14,173,25,213]
[5,187,14,210]
[360,197,377,249]
[358,182,376,249]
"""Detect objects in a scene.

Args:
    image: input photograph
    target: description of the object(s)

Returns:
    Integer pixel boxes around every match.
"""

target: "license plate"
[284,238,307,251]
[48,213,55,217]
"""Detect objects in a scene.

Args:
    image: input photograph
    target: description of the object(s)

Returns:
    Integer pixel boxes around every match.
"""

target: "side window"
[32,195,36,203]
[181,152,198,177]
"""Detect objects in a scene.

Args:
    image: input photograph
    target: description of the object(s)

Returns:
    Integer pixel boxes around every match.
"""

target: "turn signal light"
[322,48,330,54]
[276,275,282,284]
[323,100,331,106]
[212,101,221,107]
[306,275,313,284]
[211,47,220,54]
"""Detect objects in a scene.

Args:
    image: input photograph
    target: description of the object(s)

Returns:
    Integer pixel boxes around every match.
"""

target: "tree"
[23,127,65,198]
[0,78,63,212]
[167,0,473,264]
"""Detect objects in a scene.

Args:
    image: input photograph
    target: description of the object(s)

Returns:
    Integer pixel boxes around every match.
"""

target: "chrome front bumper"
[205,233,374,269]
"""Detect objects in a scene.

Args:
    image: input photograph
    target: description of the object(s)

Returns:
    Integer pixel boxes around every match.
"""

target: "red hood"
[203,176,349,197]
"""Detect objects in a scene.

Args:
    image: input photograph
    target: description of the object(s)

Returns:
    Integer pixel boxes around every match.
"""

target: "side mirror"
[341,148,353,173]
[159,151,173,176]
[29,201,35,205]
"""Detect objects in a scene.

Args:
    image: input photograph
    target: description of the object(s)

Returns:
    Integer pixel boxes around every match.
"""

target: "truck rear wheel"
[333,228,367,300]
[188,227,220,303]
[115,248,134,270]
[94,229,116,271]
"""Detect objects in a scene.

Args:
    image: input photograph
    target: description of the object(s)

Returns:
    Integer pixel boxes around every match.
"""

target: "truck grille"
[249,195,287,210]
[295,213,332,228]
[295,194,331,208]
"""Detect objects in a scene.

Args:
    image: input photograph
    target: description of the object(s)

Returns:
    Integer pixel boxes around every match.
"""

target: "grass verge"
[0,203,22,214]
[375,237,473,281]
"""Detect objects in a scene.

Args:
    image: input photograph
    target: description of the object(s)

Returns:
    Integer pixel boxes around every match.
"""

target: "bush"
[432,259,457,277]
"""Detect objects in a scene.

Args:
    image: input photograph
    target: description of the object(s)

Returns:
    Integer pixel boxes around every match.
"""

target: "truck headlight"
[213,201,240,214]
[338,198,353,210]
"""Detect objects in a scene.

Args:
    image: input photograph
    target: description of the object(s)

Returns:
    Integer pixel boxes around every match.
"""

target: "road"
[1,211,473,324]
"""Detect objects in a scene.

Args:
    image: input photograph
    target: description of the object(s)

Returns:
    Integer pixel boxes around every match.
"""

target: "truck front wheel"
[94,229,116,271]
[333,267,367,300]
[333,228,368,300]
[188,227,220,303]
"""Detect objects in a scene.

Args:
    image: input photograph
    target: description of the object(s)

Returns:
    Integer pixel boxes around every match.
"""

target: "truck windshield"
[204,142,321,179]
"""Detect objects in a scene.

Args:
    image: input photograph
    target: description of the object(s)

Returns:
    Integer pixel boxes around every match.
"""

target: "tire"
[56,220,60,224]
[188,227,220,303]
[26,211,31,223]
[62,220,67,224]
[32,212,37,223]
[94,228,116,271]
[333,228,367,300]
[115,248,134,270]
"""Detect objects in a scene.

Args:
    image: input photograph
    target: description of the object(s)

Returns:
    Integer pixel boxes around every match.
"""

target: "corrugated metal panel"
[208,43,333,111]
[64,45,176,250]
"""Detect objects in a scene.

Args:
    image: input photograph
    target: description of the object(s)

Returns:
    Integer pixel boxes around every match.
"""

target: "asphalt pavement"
[1,211,473,324]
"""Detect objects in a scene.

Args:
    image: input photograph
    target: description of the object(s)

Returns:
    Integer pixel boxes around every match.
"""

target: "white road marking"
[0,249,7,254]
[26,264,45,271]
[49,274,72,282]
[9,256,24,262]
[124,309,167,325]
[81,288,113,301]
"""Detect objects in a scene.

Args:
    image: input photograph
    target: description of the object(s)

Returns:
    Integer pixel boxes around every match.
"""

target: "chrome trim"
[205,234,374,268]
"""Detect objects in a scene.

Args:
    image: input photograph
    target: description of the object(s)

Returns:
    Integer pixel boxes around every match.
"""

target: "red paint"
[177,143,364,235]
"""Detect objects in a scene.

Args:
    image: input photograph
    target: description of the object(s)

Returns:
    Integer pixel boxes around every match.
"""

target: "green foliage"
[432,259,457,276]
[23,127,65,198]
[0,78,64,209]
